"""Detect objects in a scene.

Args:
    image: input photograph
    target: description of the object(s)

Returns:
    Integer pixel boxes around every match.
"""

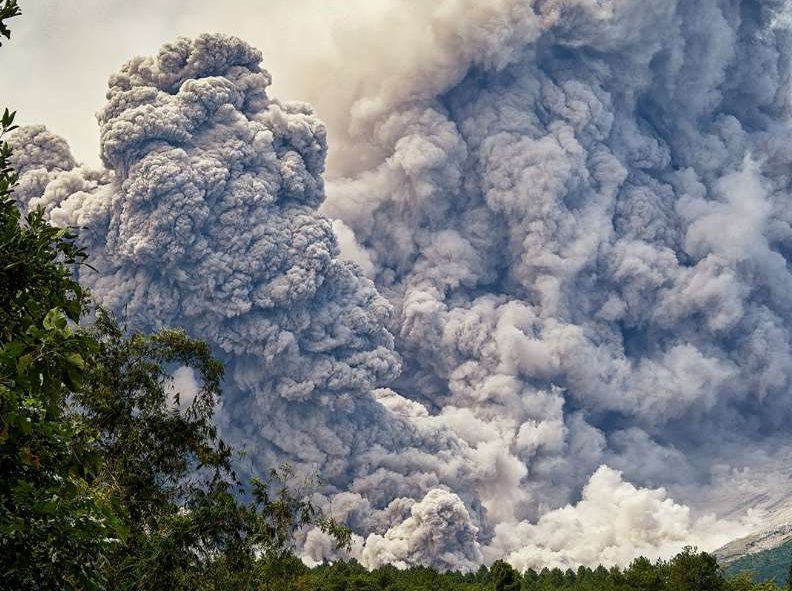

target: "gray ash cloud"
[11,0,792,570]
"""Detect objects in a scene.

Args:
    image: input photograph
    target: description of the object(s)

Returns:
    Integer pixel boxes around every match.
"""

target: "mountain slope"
[722,539,792,587]
[717,521,792,566]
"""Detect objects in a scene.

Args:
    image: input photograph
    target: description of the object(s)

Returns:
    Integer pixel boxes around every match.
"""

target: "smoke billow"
[10,0,792,572]
[321,0,792,564]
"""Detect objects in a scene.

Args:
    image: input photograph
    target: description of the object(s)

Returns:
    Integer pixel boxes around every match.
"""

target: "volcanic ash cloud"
[12,0,792,569]
[322,0,792,544]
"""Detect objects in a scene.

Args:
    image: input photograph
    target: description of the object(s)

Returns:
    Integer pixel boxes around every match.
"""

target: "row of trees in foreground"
[269,551,792,591]
[0,2,790,590]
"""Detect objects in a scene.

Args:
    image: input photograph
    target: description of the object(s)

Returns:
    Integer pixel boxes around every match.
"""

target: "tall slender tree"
[0,5,128,590]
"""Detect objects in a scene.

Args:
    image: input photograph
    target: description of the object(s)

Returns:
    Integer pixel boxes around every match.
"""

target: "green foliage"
[0,0,20,46]
[491,559,521,591]
[244,550,781,591]
[624,556,667,591]
[668,547,725,591]
[0,34,125,589]
[79,312,228,527]
[723,540,792,589]
[72,311,350,591]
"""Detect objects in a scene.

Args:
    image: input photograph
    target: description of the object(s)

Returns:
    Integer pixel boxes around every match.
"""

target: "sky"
[5,0,792,572]
[0,0,363,169]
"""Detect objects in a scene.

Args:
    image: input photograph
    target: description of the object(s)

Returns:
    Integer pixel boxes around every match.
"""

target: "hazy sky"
[0,0,359,166]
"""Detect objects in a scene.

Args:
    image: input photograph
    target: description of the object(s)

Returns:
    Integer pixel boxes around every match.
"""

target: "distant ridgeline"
[723,540,792,587]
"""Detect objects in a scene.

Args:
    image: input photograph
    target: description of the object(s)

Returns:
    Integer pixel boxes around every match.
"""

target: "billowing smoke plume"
[10,0,792,571]
[499,466,746,570]
[361,488,483,571]
[321,0,792,564]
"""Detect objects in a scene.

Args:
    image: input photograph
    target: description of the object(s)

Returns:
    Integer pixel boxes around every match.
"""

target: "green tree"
[0,5,126,589]
[491,559,521,591]
[669,547,724,591]
[625,556,665,591]
[726,571,758,591]
[74,311,349,591]
[0,0,19,47]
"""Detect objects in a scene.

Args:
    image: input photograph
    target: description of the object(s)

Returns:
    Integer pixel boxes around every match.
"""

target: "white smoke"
[171,366,201,409]
[10,0,792,571]
[497,466,754,571]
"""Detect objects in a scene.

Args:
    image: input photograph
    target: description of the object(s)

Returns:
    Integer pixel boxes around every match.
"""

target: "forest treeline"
[259,551,792,591]
[0,2,790,590]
